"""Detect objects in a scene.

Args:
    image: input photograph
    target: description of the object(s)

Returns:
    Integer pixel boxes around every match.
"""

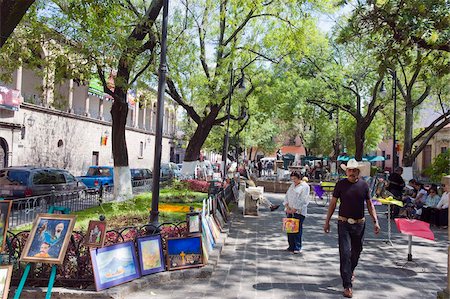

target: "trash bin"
[282,154,295,170]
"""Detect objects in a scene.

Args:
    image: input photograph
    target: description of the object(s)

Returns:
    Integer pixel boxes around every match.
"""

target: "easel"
[14,206,71,299]
[366,197,403,246]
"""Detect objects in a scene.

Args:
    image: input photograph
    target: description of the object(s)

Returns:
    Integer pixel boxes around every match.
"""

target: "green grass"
[13,188,207,232]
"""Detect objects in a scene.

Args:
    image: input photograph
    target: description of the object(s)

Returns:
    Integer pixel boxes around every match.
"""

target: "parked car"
[160,163,180,181]
[0,166,86,199]
[130,168,152,181]
[77,166,114,189]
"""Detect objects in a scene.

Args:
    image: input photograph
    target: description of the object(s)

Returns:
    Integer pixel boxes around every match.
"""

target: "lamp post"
[221,68,245,180]
[150,0,169,226]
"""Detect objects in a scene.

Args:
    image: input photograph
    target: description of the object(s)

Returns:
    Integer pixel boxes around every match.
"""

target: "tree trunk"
[402,105,415,166]
[354,120,365,161]
[111,95,132,201]
[0,0,35,48]
[184,123,214,162]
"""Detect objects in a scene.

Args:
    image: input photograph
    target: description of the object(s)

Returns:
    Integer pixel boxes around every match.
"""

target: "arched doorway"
[0,138,8,168]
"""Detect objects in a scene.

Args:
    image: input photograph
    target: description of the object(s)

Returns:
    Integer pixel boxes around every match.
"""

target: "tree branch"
[412,111,450,144]
[165,77,202,124]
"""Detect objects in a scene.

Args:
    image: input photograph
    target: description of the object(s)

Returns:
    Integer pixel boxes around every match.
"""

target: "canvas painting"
[0,201,12,251]
[90,242,140,291]
[201,217,214,249]
[187,213,201,235]
[136,235,165,276]
[20,213,76,264]
[85,220,107,248]
[166,236,203,271]
[0,265,12,299]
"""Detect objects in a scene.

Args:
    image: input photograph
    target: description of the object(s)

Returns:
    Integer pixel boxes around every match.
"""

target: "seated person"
[421,186,441,224]
[386,167,405,199]
[435,183,449,228]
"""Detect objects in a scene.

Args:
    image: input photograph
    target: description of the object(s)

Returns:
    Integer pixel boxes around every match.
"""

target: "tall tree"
[161,0,333,172]
[2,0,164,200]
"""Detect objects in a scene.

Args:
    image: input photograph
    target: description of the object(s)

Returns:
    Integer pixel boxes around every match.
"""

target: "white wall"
[1,105,173,176]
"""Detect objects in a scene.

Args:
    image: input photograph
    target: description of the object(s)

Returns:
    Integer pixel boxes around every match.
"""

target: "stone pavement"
[128,193,447,299]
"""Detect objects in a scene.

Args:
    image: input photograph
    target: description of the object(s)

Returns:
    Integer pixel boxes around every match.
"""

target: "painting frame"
[84,220,107,248]
[136,235,165,276]
[20,213,76,264]
[0,200,12,251]
[186,212,201,235]
[0,265,12,299]
[90,241,141,291]
[166,236,204,271]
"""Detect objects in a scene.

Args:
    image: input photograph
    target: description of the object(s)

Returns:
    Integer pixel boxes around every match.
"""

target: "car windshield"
[0,169,30,185]
[87,167,112,177]
[32,170,66,185]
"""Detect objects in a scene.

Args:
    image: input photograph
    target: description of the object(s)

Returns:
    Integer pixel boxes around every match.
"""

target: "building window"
[139,141,144,158]
[386,154,391,160]
[92,151,99,166]
[57,140,63,147]
[442,147,448,154]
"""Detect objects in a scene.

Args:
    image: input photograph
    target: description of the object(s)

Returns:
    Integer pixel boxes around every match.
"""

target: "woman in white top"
[283,172,310,254]
[436,183,449,227]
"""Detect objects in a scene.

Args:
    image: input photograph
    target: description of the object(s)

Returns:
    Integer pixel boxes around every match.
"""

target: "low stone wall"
[254,179,291,193]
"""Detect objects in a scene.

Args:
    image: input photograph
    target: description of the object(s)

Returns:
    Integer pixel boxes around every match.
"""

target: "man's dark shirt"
[386,173,405,197]
[333,178,370,219]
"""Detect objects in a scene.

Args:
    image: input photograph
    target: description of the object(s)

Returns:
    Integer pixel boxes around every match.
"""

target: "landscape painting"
[0,265,12,299]
[166,236,203,271]
[137,235,165,276]
[90,242,140,291]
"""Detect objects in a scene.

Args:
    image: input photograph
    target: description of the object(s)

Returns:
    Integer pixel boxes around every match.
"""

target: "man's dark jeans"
[287,213,305,251]
[338,221,365,288]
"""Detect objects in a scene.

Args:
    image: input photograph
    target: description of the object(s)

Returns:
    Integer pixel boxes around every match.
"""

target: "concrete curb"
[11,220,231,299]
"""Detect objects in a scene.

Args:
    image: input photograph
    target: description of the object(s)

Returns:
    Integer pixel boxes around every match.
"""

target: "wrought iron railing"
[9,180,151,228]
[5,222,187,288]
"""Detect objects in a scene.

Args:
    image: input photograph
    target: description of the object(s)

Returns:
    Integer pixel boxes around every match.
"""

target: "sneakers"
[343,288,353,298]
[270,204,280,211]
[292,249,302,254]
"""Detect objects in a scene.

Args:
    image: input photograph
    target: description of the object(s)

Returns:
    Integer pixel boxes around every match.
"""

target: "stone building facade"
[0,64,177,176]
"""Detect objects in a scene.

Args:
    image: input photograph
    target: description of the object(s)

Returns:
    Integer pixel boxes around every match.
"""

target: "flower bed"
[182,179,209,193]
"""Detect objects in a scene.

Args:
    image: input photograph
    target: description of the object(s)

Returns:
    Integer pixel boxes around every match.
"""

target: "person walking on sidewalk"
[323,159,380,298]
[283,171,310,254]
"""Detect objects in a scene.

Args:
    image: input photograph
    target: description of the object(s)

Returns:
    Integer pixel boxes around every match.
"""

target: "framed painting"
[201,217,214,249]
[0,265,12,299]
[90,242,141,291]
[84,220,107,248]
[0,200,12,251]
[186,212,201,235]
[20,213,76,264]
[136,235,165,276]
[166,236,203,271]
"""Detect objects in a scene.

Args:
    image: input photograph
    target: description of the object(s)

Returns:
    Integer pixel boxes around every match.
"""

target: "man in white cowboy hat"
[323,158,380,298]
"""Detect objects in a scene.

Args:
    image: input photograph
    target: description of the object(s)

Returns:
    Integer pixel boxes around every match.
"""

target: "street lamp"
[380,70,397,170]
[150,0,169,226]
[222,68,245,180]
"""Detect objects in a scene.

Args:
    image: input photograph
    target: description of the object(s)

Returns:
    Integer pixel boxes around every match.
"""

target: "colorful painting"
[187,213,201,235]
[90,242,140,291]
[0,201,12,251]
[202,216,214,249]
[166,236,203,271]
[136,235,165,276]
[20,213,76,264]
[0,265,12,299]
[85,220,107,248]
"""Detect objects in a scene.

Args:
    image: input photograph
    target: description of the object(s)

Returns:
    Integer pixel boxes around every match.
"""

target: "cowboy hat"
[340,159,364,171]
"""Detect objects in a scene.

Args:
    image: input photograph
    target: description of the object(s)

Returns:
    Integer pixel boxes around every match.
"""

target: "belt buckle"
[347,218,356,224]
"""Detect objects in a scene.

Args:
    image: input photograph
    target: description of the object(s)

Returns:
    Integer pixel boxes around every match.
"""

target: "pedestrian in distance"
[283,171,310,254]
[323,159,380,298]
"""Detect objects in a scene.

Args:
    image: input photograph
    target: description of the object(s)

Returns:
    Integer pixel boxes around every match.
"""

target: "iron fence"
[4,222,187,288]
[9,180,151,228]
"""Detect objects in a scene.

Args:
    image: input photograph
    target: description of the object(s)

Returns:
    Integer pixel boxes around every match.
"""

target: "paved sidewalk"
[129,193,447,299]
